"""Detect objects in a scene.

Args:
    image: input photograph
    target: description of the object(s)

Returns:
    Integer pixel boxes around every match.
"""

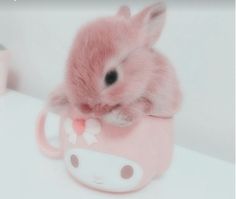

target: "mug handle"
[36,108,63,158]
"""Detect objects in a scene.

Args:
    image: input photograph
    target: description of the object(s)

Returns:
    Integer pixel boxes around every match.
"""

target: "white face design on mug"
[65,149,143,192]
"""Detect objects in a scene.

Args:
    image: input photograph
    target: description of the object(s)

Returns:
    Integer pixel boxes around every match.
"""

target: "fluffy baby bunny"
[49,2,182,127]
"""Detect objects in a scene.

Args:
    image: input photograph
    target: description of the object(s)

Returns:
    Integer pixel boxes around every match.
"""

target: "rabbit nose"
[94,104,110,114]
[80,103,114,114]
[94,104,102,111]
[80,103,92,113]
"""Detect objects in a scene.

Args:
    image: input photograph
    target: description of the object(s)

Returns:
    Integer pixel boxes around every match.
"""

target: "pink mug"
[36,110,174,193]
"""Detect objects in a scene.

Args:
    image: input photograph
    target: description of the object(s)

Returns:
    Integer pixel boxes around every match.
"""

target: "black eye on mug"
[105,70,118,86]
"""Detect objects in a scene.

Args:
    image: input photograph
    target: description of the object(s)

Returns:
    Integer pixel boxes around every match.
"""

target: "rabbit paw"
[103,109,134,127]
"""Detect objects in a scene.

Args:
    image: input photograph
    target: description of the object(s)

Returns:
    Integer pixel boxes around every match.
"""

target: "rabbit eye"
[105,70,118,86]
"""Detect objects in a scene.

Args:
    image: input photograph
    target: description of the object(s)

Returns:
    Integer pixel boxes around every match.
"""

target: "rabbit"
[48,2,182,127]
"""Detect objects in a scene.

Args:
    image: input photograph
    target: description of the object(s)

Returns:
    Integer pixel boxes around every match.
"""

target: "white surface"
[0,90,234,199]
[0,1,234,163]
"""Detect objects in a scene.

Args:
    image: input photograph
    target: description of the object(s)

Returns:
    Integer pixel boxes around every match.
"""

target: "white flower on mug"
[64,118,101,145]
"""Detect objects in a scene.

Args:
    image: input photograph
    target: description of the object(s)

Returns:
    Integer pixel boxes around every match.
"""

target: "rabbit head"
[49,3,167,118]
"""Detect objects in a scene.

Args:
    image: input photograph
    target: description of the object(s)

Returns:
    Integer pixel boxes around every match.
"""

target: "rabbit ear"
[47,84,70,114]
[116,5,131,18]
[132,2,166,46]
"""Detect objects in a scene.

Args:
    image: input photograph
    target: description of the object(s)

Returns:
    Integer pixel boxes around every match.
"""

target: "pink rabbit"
[49,2,182,127]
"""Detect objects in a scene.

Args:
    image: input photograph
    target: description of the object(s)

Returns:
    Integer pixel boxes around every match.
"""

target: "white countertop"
[0,90,234,199]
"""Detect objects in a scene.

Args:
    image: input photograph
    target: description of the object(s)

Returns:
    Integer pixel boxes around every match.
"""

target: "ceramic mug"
[36,110,173,193]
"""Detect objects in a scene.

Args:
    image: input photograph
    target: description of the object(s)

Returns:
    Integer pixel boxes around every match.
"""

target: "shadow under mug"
[0,48,9,94]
